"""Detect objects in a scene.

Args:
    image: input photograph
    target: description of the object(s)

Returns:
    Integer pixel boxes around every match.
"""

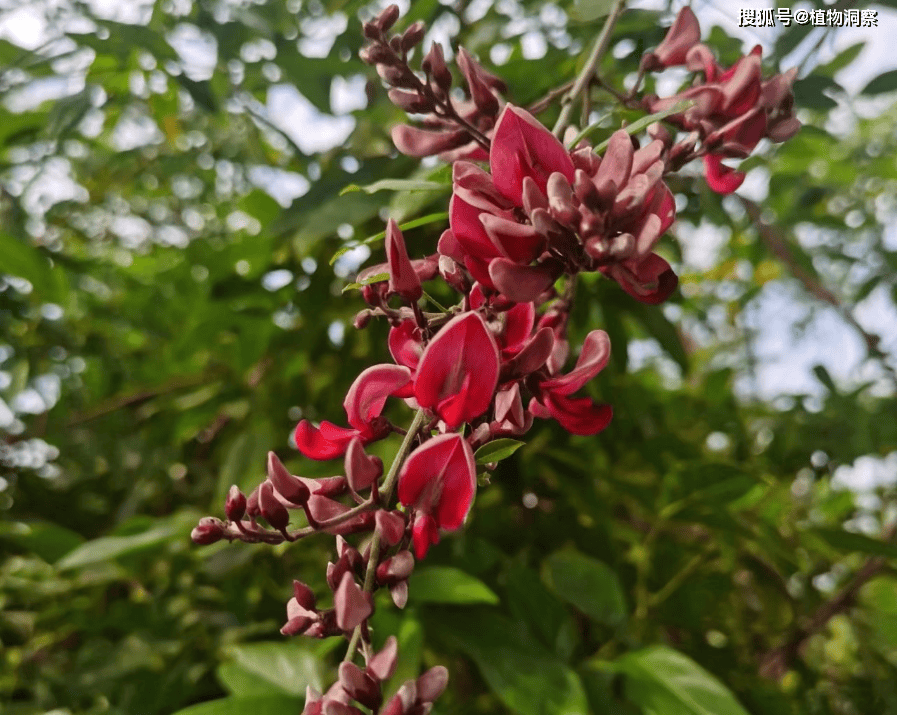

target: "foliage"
[1,0,896,714]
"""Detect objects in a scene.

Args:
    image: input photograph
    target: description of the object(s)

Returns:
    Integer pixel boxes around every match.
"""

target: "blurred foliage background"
[2,0,897,713]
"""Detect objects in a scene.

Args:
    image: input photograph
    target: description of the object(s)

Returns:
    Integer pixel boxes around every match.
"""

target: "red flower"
[295,364,412,460]
[414,312,499,428]
[530,330,613,435]
[397,433,476,559]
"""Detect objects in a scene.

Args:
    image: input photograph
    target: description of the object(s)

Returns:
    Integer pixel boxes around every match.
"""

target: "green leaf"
[437,610,589,715]
[342,271,390,292]
[542,550,627,627]
[861,69,897,95]
[590,101,695,152]
[218,642,324,697]
[175,76,219,112]
[812,528,897,559]
[625,300,689,374]
[2,521,85,563]
[409,566,500,605]
[0,230,67,303]
[474,439,525,465]
[569,0,616,23]
[793,76,841,110]
[600,645,750,715]
[340,179,449,195]
[56,522,179,571]
[170,696,303,715]
[505,563,580,659]
[330,212,449,264]
[816,42,865,77]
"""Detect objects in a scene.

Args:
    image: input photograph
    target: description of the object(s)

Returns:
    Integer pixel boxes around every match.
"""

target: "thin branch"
[552,0,628,138]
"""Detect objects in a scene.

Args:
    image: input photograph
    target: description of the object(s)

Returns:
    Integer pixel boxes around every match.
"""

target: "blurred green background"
[2,0,897,713]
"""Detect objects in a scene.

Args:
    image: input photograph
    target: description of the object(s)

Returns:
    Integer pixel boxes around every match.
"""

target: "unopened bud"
[387,88,434,114]
[377,64,418,90]
[359,43,396,67]
[267,451,310,505]
[225,485,247,521]
[353,310,373,330]
[375,4,401,32]
[246,486,261,518]
[422,43,452,91]
[376,550,415,585]
[400,21,426,52]
[259,481,290,531]
[191,517,225,545]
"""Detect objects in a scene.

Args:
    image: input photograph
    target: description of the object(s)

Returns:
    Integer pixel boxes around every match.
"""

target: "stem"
[552,0,628,138]
[344,409,428,662]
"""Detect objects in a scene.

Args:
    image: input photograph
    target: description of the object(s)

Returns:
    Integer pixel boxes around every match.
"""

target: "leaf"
[505,563,580,659]
[625,300,689,374]
[330,212,449,264]
[342,272,390,293]
[542,550,627,628]
[474,439,525,464]
[218,642,324,697]
[436,609,589,715]
[812,528,897,560]
[340,179,449,195]
[56,522,179,571]
[0,230,67,303]
[590,101,695,152]
[861,69,897,95]
[170,696,303,715]
[793,76,841,110]
[600,645,750,715]
[816,42,865,77]
[175,76,219,112]
[2,521,84,563]
[570,0,616,23]
[409,566,499,605]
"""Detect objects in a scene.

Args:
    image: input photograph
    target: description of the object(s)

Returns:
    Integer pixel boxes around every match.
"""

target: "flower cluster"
[639,6,800,194]
[191,5,802,712]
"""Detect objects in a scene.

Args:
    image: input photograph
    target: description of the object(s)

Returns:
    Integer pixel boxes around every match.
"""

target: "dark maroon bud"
[362,22,381,41]
[267,451,310,506]
[259,481,290,531]
[191,517,225,544]
[353,310,373,330]
[225,485,247,521]
[437,255,468,294]
[367,636,399,682]
[375,4,401,32]
[336,535,364,572]
[293,579,317,610]
[339,662,382,710]
[377,64,418,90]
[376,550,415,585]
[395,680,418,710]
[389,36,403,53]
[359,44,395,66]
[334,572,373,631]
[281,614,314,636]
[387,88,434,114]
[416,666,449,703]
[389,580,409,609]
[345,438,383,492]
[327,554,352,592]
[246,486,261,518]
[400,21,426,52]
[306,475,350,498]
[375,509,406,546]
[467,422,492,450]
[422,43,452,91]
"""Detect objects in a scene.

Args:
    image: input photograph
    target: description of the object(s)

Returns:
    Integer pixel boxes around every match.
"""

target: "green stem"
[552,0,628,138]
[343,409,427,663]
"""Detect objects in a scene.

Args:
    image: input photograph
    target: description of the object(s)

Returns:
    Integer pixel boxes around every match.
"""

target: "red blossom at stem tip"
[398,433,476,559]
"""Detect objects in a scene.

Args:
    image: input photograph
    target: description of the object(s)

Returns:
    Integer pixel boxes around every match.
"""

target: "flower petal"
[414,312,499,428]
[539,330,611,396]
[530,393,613,435]
[703,154,745,194]
[344,364,413,432]
[488,258,559,304]
[295,420,361,461]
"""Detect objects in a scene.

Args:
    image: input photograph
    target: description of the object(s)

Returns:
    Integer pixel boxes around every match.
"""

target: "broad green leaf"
[436,610,589,715]
[170,695,303,715]
[816,42,865,77]
[542,550,627,627]
[218,642,324,697]
[474,439,525,464]
[812,528,897,559]
[330,212,449,264]
[505,562,580,659]
[861,69,897,95]
[625,300,689,373]
[340,179,448,195]
[1,521,84,564]
[601,645,750,715]
[793,76,841,110]
[56,522,179,571]
[410,566,499,605]
[0,230,67,303]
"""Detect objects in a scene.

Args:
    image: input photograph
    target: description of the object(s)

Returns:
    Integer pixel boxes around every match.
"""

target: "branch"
[552,0,627,138]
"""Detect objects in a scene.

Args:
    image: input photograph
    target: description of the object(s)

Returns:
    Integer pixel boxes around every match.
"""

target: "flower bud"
[353,309,373,330]
[191,517,225,544]
[376,550,415,585]
[367,636,399,682]
[374,4,400,32]
[422,43,452,91]
[225,485,247,521]
[267,451,310,506]
[389,580,409,609]
[338,662,382,711]
[259,481,290,531]
[387,88,434,114]
[417,666,449,703]
[359,44,395,66]
[334,572,373,631]
[246,486,261,518]
[375,509,406,546]
[377,64,417,89]
[345,438,383,492]
[400,21,426,52]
